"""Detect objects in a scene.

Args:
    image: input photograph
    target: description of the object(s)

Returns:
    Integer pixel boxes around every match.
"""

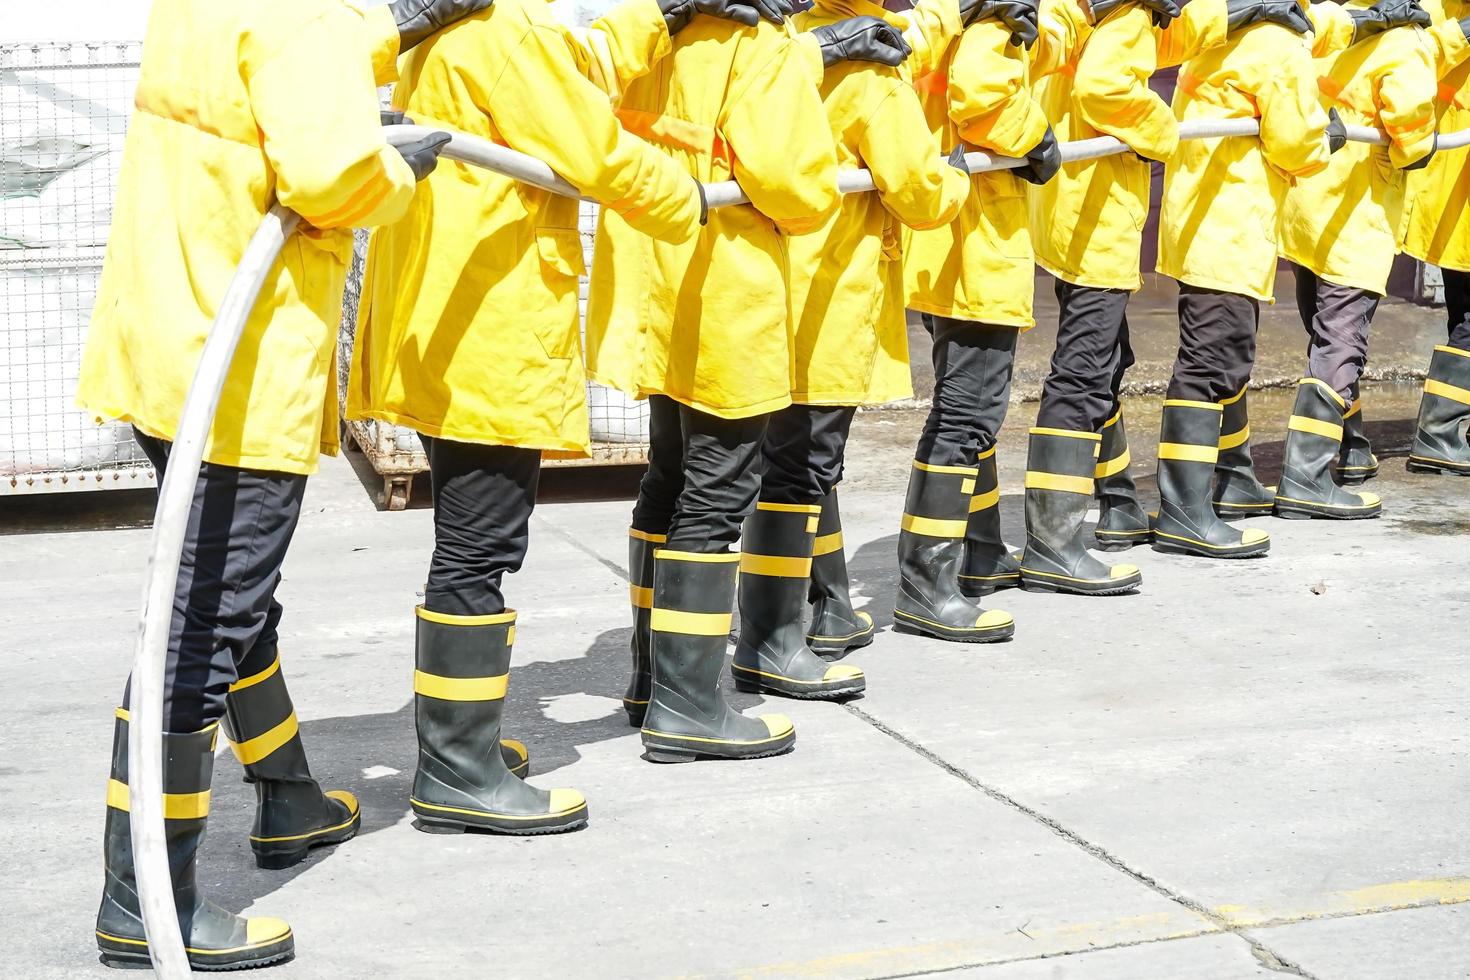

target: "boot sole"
[1213,501,1275,518]
[1151,532,1269,560]
[1273,499,1382,521]
[640,727,796,763]
[1093,532,1150,552]
[730,665,866,700]
[806,616,876,656]
[957,573,1021,598]
[1334,467,1379,485]
[409,798,588,835]
[623,698,648,729]
[891,610,1014,643]
[1407,456,1470,476]
[250,809,362,870]
[1019,568,1141,596]
[98,931,295,971]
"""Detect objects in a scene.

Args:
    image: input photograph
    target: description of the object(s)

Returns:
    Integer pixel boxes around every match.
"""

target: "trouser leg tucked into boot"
[1020,428,1142,595]
[622,528,663,726]
[96,710,295,971]
[1335,395,1379,485]
[805,490,875,655]
[642,549,796,762]
[1274,379,1382,520]
[223,643,359,869]
[893,460,1015,642]
[1213,386,1275,517]
[733,503,865,699]
[958,447,1021,596]
[1092,410,1152,552]
[1407,345,1470,475]
[410,608,586,834]
[1152,401,1270,558]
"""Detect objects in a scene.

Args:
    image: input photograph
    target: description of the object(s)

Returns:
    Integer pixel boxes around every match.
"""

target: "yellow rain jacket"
[77,0,416,475]
[350,0,701,455]
[1158,24,1333,301]
[903,20,1051,328]
[788,0,970,405]
[1280,8,1439,295]
[1400,0,1470,272]
[1027,0,1226,292]
[585,18,840,419]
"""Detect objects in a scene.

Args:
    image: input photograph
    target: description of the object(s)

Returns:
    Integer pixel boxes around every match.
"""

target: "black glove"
[1085,0,1185,28]
[1461,16,1470,42]
[1402,134,1437,171]
[947,145,971,175]
[394,131,452,182]
[958,0,1041,47]
[380,110,414,128]
[1350,0,1432,43]
[695,180,710,225]
[1225,0,1311,35]
[1013,126,1061,185]
[1325,107,1347,154]
[391,0,494,52]
[659,0,786,34]
[813,16,913,68]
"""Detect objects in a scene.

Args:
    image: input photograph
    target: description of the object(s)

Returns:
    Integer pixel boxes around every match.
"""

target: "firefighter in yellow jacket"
[588,14,912,762]
[1403,0,1470,475]
[1277,8,1438,519]
[76,0,486,969]
[730,0,971,698]
[350,0,801,829]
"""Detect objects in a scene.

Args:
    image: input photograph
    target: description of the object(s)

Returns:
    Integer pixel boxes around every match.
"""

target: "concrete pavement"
[1,382,1467,979]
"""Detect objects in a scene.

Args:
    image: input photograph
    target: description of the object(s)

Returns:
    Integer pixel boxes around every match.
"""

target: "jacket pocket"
[537,228,586,280]
[531,228,584,361]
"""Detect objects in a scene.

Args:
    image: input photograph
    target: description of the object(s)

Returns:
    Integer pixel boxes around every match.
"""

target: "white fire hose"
[129,115,1466,976]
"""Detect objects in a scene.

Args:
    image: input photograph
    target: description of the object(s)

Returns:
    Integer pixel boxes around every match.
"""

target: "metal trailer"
[1,41,155,495]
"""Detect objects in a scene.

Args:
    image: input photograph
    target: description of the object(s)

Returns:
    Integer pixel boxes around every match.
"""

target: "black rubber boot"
[1020,428,1142,595]
[623,528,662,726]
[1213,386,1275,518]
[733,503,866,700]
[642,549,796,762]
[1274,380,1383,520]
[1407,345,1470,476]
[1092,410,1152,552]
[1151,401,1271,559]
[893,460,1015,642]
[222,644,360,870]
[805,490,876,655]
[958,446,1022,597]
[96,710,296,971]
[410,607,587,834]
[1335,396,1379,485]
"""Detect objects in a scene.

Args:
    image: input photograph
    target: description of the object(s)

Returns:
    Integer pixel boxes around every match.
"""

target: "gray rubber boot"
[410,607,587,834]
[805,490,876,654]
[893,460,1016,642]
[96,711,296,971]
[222,643,360,869]
[1274,380,1383,520]
[642,549,796,762]
[1407,345,1470,476]
[1092,409,1152,551]
[1213,386,1275,518]
[1335,395,1380,485]
[1151,401,1270,559]
[733,503,866,699]
[959,446,1022,597]
[1019,428,1142,595]
[623,528,662,726]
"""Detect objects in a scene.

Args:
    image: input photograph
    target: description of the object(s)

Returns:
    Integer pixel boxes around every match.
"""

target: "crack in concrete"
[841,703,1320,980]
[533,512,633,582]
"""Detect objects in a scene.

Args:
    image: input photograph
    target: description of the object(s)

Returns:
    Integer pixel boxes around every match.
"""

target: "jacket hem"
[1278,251,1386,296]
[74,402,320,476]
[1036,260,1142,293]
[1164,269,1276,304]
[904,300,1034,331]
[637,389,792,421]
[351,410,591,457]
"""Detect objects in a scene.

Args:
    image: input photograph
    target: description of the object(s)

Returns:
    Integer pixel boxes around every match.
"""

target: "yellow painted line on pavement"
[1213,877,1470,928]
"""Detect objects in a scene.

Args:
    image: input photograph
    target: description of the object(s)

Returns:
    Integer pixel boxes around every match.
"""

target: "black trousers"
[1167,284,1260,402]
[631,394,768,553]
[1445,268,1470,350]
[915,314,1019,466]
[130,429,306,734]
[1036,280,1134,431]
[760,404,856,506]
[1294,263,1380,401]
[420,434,540,618]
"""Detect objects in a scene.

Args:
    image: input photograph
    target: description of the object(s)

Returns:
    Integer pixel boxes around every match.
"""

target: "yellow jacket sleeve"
[492,24,700,242]
[1032,0,1087,78]
[724,37,841,234]
[245,9,416,230]
[1073,6,1178,162]
[1307,1,1355,58]
[359,4,404,85]
[571,0,673,98]
[905,0,965,77]
[1254,37,1332,179]
[1378,45,1440,168]
[948,20,1049,156]
[1427,9,1470,75]
[860,79,970,229]
[1155,0,1228,68]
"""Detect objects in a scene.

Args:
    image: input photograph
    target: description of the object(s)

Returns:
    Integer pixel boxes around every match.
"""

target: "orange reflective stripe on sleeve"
[303,167,393,229]
[616,108,733,171]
